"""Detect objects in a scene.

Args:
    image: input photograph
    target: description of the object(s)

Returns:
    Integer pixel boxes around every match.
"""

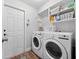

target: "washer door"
[32,36,41,50]
[44,39,68,59]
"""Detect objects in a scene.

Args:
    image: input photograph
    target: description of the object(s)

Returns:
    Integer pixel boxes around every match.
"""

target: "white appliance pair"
[32,31,73,59]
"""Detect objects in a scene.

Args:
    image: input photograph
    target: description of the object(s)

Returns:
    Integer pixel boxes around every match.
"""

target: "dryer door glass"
[46,42,62,59]
[33,37,39,47]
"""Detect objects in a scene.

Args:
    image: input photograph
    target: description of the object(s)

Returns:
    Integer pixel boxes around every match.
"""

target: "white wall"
[40,17,50,31]
[41,17,75,39]
[4,0,38,51]
[55,21,75,39]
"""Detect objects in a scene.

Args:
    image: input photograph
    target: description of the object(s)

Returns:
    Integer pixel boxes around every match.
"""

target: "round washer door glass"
[46,42,62,59]
[33,37,39,47]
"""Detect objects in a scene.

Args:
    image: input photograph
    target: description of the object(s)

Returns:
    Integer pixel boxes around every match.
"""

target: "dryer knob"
[63,35,66,37]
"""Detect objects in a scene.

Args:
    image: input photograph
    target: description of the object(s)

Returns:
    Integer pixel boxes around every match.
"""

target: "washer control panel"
[57,35,69,40]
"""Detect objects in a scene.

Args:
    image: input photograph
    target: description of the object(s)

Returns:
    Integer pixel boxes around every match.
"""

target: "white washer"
[32,31,44,58]
[43,32,73,59]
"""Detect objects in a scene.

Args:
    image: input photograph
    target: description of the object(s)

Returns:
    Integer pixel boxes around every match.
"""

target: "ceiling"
[19,0,52,9]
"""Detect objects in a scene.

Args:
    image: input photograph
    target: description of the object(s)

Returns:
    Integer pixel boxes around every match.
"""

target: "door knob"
[4,34,7,36]
[2,38,8,43]
[4,29,6,32]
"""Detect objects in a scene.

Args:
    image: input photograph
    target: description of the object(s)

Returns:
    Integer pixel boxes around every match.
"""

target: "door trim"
[4,4,25,12]
[3,4,26,57]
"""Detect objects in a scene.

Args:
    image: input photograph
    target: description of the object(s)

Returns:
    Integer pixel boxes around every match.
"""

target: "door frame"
[3,4,26,57]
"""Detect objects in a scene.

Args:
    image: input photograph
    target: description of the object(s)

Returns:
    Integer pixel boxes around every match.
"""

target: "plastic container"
[68,0,75,9]
[60,14,64,20]
[55,15,60,21]
[50,16,55,24]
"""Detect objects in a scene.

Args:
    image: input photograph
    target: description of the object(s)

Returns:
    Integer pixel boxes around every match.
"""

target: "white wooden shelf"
[51,8,74,16]
[53,18,75,24]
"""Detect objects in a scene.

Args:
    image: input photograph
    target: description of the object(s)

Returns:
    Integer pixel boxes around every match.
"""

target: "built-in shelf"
[53,18,75,24]
[38,0,75,25]
[51,8,74,16]
[38,9,48,18]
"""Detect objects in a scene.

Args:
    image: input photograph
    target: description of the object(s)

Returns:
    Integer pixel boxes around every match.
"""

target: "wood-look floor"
[10,51,41,59]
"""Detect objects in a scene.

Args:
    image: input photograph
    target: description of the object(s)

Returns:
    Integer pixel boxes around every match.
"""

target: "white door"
[2,5,25,59]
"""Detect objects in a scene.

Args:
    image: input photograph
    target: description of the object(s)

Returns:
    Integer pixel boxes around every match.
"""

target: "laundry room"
[2,0,76,59]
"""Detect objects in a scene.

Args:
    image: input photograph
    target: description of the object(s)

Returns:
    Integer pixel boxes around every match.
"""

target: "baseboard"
[25,48,31,52]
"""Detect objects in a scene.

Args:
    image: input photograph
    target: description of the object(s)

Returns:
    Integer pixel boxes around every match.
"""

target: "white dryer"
[43,32,73,59]
[32,31,44,58]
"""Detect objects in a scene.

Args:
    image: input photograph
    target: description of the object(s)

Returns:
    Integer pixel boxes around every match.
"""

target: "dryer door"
[44,39,68,59]
[32,36,41,50]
